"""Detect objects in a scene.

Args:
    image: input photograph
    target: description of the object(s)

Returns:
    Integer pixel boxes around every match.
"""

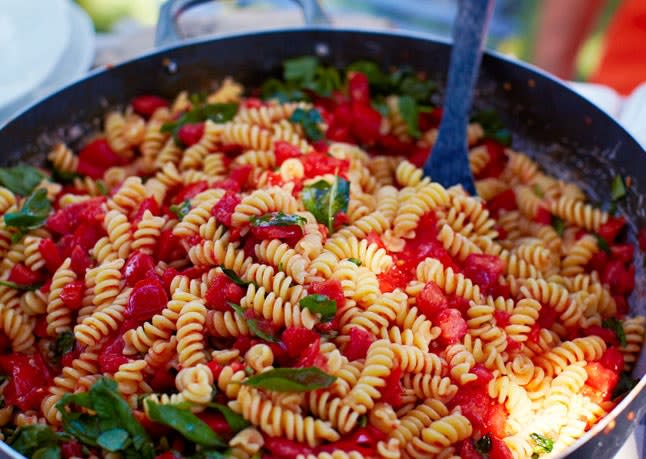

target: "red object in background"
[131,95,168,117]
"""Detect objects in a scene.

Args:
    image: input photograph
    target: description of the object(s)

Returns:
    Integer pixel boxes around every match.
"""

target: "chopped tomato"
[132,197,161,223]
[178,122,205,147]
[599,347,624,373]
[583,325,618,346]
[60,440,84,459]
[204,273,245,312]
[533,207,552,225]
[157,229,186,262]
[0,352,52,411]
[435,308,467,345]
[489,436,514,459]
[149,367,176,393]
[69,245,92,277]
[173,181,209,204]
[586,250,608,273]
[296,336,327,370]
[351,102,382,146]
[487,189,517,217]
[377,364,403,408]
[161,267,179,292]
[229,165,253,189]
[122,278,168,330]
[263,436,313,459]
[585,362,619,399]
[365,230,385,249]
[614,295,629,316]
[274,141,302,165]
[98,336,129,374]
[316,426,386,457]
[348,72,370,105]
[597,216,626,244]
[417,281,448,319]
[611,244,634,264]
[378,265,411,293]
[494,310,511,328]
[282,327,319,359]
[251,224,303,241]
[124,251,157,287]
[342,327,375,361]
[301,153,349,178]
[308,279,345,309]
[484,403,508,438]
[463,254,504,294]
[449,385,489,431]
[602,260,634,295]
[60,280,85,310]
[537,304,559,329]
[33,316,49,339]
[79,138,124,171]
[206,361,223,380]
[471,364,494,387]
[131,95,169,117]
[211,192,241,227]
[46,197,106,235]
[38,238,62,273]
[8,263,41,285]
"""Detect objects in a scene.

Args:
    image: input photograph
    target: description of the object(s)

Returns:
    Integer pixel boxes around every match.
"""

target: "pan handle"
[155,0,331,48]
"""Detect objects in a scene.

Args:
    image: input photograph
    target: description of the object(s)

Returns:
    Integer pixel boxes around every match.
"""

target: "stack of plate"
[0,0,94,125]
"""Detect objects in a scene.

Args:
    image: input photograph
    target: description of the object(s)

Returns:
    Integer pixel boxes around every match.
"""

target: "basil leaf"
[284,56,320,84]
[97,429,129,452]
[529,433,554,455]
[33,446,61,459]
[347,258,362,266]
[475,434,492,455]
[56,378,154,458]
[471,110,512,146]
[289,108,324,141]
[250,212,306,229]
[145,401,225,448]
[299,294,337,322]
[9,425,60,457]
[348,61,389,88]
[170,199,191,221]
[357,415,368,428]
[595,234,611,254]
[398,95,420,138]
[0,165,44,196]
[602,318,627,347]
[221,268,253,288]
[53,331,75,363]
[243,367,336,392]
[228,302,278,343]
[161,103,238,146]
[261,79,308,103]
[306,66,342,97]
[610,174,626,201]
[612,372,638,399]
[551,216,565,236]
[4,188,52,233]
[96,180,108,196]
[302,177,350,232]
[208,403,250,434]
[0,280,43,291]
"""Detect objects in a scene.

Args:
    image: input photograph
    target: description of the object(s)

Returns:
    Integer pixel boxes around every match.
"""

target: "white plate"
[0,0,70,109]
[0,1,94,125]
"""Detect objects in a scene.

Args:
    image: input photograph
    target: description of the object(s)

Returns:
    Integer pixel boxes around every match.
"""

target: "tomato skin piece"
[533,207,552,224]
[597,216,626,244]
[377,364,403,408]
[250,224,303,241]
[585,362,619,399]
[196,411,233,438]
[211,192,241,226]
[8,263,41,285]
[459,440,484,459]
[173,181,209,205]
[98,336,129,374]
[599,347,624,373]
[489,436,514,459]
[178,122,205,147]
[583,325,619,346]
[487,189,517,216]
[611,243,634,264]
[122,278,169,330]
[157,229,186,262]
[123,251,157,287]
[281,327,319,359]
[131,95,168,117]
[342,327,374,361]
[0,352,52,411]
[204,273,244,312]
[263,436,313,459]
[274,141,302,165]
[348,72,370,105]
[38,238,63,273]
[417,281,448,319]
[463,254,504,294]
[60,280,85,310]
[308,279,345,309]
[435,308,467,345]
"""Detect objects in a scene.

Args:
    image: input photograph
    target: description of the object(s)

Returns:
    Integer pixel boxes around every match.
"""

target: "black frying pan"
[0,1,644,458]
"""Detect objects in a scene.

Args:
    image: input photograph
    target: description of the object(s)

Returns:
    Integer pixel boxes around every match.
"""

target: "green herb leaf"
[4,188,52,233]
[305,67,342,97]
[612,372,639,399]
[208,403,250,434]
[551,216,565,236]
[471,110,512,146]
[595,234,611,254]
[228,302,278,343]
[261,79,308,103]
[221,268,253,288]
[529,433,554,455]
[284,56,320,84]
[8,425,61,457]
[56,378,154,458]
[0,279,43,291]
[289,108,324,141]
[347,258,362,266]
[610,174,626,201]
[97,429,129,452]
[96,180,108,196]
[169,199,191,221]
[299,294,337,322]
[0,165,44,196]
[532,184,544,198]
[475,434,492,455]
[33,446,61,459]
[161,103,238,146]
[53,332,75,363]
[602,318,627,347]
[347,61,389,88]
[250,212,306,229]
[145,401,225,448]
[302,177,350,232]
[357,415,368,428]
[243,367,336,392]
[398,95,420,138]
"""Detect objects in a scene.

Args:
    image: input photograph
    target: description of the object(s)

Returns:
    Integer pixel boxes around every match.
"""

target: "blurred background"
[1,0,644,145]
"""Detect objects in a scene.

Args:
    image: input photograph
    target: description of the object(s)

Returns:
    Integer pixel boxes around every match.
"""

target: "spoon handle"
[424,0,495,194]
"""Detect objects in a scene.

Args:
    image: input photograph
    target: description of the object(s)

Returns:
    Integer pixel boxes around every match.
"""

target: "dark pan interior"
[0,28,644,458]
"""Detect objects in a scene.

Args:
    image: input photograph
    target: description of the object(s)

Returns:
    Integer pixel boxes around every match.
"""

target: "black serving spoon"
[423,0,495,195]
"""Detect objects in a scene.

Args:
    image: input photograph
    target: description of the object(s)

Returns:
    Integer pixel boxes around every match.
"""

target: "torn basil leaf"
[299,294,337,322]
[220,267,254,288]
[0,280,42,291]
[595,234,611,254]
[4,188,52,234]
[250,212,306,229]
[529,433,554,455]
[243,367,336,392]
[471,109,512,146]
[302,177,350,232]
[551,216,565,236]
[398,95,421,138]
[347,258,362,266]
[612,372,638,399]
[474,434,492,455]
[0,165,44,196]
[602,317,627,347]
[169,199,191,221]
[610,174,626,201]
[289,108,324,141]
[208,403,250,434]
[145,401,225,448]
[228,302,278,343]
